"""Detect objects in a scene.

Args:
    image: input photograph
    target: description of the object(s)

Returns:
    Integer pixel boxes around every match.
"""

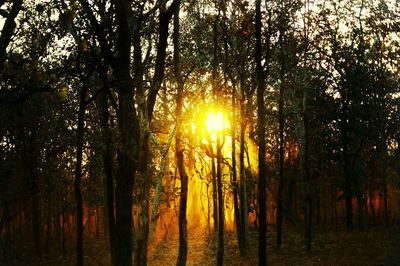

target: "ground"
[3,226,400,265]
[149,226,400,266]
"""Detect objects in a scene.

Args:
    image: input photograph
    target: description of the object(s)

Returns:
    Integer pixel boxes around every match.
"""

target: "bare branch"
[77,0,116,67]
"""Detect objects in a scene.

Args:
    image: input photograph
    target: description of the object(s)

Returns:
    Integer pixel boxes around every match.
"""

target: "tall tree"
[174,2,189,265]
[211,11,225,266]
[77,0,179,264]
[256,0,267,264]
[73,73,89,266]
[276,9,286,249]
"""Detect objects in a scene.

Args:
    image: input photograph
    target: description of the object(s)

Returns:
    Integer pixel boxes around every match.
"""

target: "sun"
[205,111,228,133]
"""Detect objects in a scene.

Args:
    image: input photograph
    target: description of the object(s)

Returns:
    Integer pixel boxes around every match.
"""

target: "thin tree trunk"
[295,85,312,252]
[25,128,42,257]
[239,92,248,255]
[297,0,313,251]
[343,138,354,232]
[276,25,285,249]
[45,190,51,248]
[0,203,9,258]
[174,3,188,265]
[383,177,389,227]
[136,190,150,266]
[304,77,313,253]
[369,190,375,224]
[381,144,389,227]
[256,0,267,264]
[95,85,116,264]
[216,135,224,266]
[357,195,365,231]
[231,87,242,256]
[74,78,88,266]
[61,195,66,259]
[210,12,224,266]
[305,197,312,252]
[30,168,42,257]
[211,149,218,232]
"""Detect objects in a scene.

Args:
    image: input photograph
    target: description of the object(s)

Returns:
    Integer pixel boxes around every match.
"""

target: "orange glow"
[185,106,258,230]
[152,102,259,238]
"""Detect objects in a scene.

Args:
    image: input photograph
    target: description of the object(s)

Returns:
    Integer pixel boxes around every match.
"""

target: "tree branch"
[0,0,22,68]
[77,0,115,67]
[147,0,180,121]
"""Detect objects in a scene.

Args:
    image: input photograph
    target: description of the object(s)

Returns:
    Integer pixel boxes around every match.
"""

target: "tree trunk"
[26,130,42,257]
[0,0,23,69]
[174,3,188,265]
[383,175,389,227]
[231,87,242,256]
[305,197,312,252]
[357,195,365,231]
[239,91,248,256]
[30,168,42,257]
[113,2,142,265]
[343,138,354,232]
[277,25,285,249]
[95,85,116,264]
[369,189,375,225]
[176,122,188,266]
[114,70,137,266]
[211,148,218,232]
[216,135,224,266]
[295,85,312,252]
[114,70,138,266]
[73,79,88,266]
[255,0,267,264]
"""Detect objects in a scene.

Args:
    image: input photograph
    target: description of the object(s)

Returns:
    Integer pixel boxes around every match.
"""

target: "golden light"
[205,111,228,133]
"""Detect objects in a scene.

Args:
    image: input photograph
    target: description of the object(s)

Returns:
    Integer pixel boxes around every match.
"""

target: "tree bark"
[95,84,116,264]
[216,135,224,266]
[174,3,188,265]
[113,8,138,264]
[0,0,23,69]
[231,87,243,256]
[239,87,248,256]
[210,146,218,232]
[73,78,88,266]
[383,180,389,227]
[342,126,354,232]
[26,130,42,257]
[276,25,285,249]
[255,0,267,264]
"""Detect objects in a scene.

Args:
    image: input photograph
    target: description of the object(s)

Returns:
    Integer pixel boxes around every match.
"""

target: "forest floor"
[149,225,400,266]
[3,225,400,265]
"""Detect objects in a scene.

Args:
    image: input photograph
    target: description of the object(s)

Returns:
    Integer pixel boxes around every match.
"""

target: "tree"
[76,1,179,264]
[256,0,267,264]
[174,2,189,265]
[0,0,23,70]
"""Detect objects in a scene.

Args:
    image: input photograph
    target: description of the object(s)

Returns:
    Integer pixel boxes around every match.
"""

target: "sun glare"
[205,112,227,133]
